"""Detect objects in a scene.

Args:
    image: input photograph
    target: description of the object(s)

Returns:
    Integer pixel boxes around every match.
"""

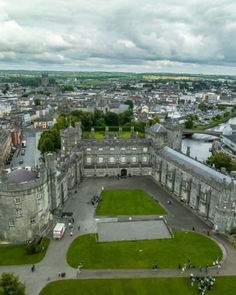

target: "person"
[31,264,35,272]
[217,264,221,274]
[70,231,73,237]
[78,225,80,231]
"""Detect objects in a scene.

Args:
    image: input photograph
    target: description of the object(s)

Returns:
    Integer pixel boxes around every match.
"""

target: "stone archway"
[121,168,127,178]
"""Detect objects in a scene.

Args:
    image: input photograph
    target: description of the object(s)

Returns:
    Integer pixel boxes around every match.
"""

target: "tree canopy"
[0,273,25,295]
[206,152,231,171]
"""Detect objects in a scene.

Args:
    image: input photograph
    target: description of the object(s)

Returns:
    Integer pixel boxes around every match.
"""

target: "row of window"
[9,216,36,227]
[14,193,42,205]
[86,156,148,164]
[86,147,148,152]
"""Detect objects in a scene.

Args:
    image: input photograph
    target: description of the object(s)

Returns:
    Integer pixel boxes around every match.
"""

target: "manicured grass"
[82,131,144,140]
[82,131,105,139]
[67,232,222,269]
[0,237,50,265]
[96,189,167,216]
[40,277,236,295]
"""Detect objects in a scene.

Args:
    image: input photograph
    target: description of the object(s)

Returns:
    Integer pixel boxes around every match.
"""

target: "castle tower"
[60,122,82,157]
[41,72,49,87]
[165,122,183,151]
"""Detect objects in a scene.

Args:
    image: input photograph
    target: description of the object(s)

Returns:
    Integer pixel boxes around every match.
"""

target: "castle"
[1,123,236,242]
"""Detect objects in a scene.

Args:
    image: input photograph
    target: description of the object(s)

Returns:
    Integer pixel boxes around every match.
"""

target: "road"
[11,128,42,169]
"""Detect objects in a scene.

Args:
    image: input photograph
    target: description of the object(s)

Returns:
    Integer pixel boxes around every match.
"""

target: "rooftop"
[7,169,38,184]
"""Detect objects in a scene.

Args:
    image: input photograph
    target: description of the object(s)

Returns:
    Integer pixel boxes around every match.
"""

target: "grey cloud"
[0,0,236,73]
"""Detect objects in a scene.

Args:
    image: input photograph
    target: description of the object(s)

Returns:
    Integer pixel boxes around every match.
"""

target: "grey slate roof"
[149,124,166,134]
[7,169,38,183]
[159,146,234,185]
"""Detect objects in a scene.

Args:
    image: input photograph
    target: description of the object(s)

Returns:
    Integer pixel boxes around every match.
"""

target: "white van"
[53,223,66,239]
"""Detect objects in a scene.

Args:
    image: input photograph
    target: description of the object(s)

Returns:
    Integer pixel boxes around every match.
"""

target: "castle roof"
[159,147,234,186]
[149,124,166,134]
[7,169,38,183]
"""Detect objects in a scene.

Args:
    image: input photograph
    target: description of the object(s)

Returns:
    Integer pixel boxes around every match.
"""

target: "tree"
[124,100,134,109]
[0,273,25,295]
[34,99,41,106]
[206,152,231,171]
[149,116,160,126]
[105,112,119,126]
[185,118,194,129]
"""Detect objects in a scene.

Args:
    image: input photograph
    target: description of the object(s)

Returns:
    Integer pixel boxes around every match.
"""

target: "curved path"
[1,177,236,295]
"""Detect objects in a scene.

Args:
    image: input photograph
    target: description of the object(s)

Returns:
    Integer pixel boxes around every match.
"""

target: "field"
[0,238,50,265]
[40,277,236,295]
[66,232,222,269]
[95,189,167,216]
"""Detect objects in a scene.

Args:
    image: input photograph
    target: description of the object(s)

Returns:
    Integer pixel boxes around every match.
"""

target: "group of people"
[63,215,81,237]
[189,274,216,295]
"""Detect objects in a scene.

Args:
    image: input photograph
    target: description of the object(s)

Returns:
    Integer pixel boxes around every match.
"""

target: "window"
[143,147,148,153]
[16,208,23,218]
[9,220,15,227]
[120,156,126,163]
[142,156,148,162]
[131,156,137,163]
[98,157,103,163]
[37,193,42,200]
[109,157,115,163]
[15,197,21,204]
[37,199,43,211]
[30,217,36,224]
[86,157,92,164]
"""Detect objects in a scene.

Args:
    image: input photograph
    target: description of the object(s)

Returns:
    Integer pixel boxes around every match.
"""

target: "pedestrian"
[70,231,73,237]
[192,226,195,231]
[178,263,181,269]
[217,263,221,274]
[78,225,80,231]
[205,265,208,273]
[31,264,35,272]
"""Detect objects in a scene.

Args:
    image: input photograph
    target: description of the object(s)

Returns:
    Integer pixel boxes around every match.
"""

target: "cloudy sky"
[0,0,236,74]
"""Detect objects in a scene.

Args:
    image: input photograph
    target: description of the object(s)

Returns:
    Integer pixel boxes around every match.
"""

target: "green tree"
[0,273,25,295]
[223,112,230,118]
[105,112,119,126]
[149,116,160,126]
[124,100,134,109]
[206,152,231,171]
[118,110,133,125]
[34,99,41,106]
[185,118,194,129]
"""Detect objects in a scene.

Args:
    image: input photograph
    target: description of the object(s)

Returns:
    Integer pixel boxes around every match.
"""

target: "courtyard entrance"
[120,168,127,178]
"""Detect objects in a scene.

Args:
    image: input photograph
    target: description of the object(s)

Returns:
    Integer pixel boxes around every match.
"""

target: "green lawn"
[67,232,222,269]
[82,131,144,140]
[96,189,167,216]
[0,237,50,265]
[40,277,236,295]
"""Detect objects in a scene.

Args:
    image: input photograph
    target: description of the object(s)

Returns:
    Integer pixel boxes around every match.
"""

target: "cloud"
[0,0,236,74]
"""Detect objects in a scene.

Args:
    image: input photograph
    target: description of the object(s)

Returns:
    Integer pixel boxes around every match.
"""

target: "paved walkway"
[0,177,236,295]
